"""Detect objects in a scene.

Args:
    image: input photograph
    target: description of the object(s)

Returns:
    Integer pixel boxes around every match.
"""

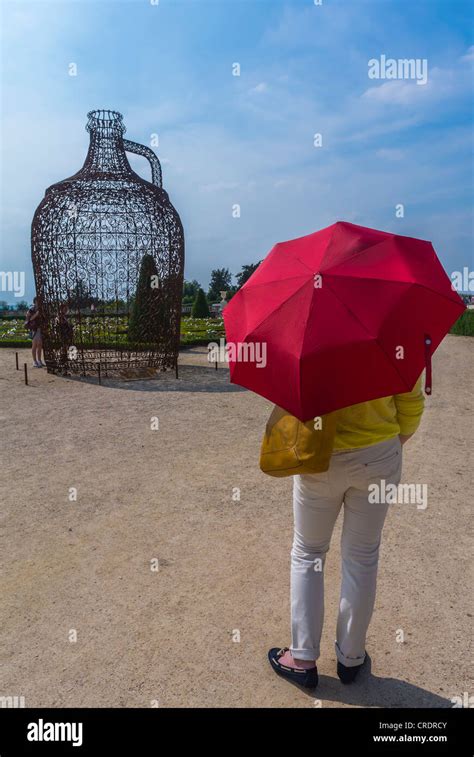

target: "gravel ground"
[1,336,472,708]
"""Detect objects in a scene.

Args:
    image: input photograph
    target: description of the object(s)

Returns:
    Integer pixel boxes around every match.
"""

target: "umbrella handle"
[424,335,432,395]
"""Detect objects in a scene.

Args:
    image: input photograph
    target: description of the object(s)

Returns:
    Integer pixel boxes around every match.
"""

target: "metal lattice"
[31,109,185,378]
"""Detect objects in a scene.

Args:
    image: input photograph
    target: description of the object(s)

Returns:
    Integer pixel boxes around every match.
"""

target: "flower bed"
[0,316,226,347]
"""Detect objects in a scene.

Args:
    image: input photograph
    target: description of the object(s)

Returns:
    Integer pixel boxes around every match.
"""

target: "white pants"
[290,435,403,667]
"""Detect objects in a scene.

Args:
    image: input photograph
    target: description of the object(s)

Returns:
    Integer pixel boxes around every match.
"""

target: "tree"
[128,253,162,343]
[235,262,262,289]
[15,300,29,311]
[183,279,201,303]
[183,279,202,305]
[207,268,233,302]
[191,288,210,318]
[70,279,92,310]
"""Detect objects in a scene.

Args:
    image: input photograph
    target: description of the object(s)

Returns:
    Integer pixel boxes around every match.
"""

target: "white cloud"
[362,63,470,106]
[460,45,474,63]
[363,79,431,105]
[250,82,268,93]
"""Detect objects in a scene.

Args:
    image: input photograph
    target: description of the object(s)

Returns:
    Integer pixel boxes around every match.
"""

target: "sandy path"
[1,337,472,708]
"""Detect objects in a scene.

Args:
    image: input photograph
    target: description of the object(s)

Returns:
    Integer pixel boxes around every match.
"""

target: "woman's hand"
[399,433,414,445]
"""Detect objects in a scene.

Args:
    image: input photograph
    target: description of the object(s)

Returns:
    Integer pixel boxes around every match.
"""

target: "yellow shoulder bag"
[259,406,338,477]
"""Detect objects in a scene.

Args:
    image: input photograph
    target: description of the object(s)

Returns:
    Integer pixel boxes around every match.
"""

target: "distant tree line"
[183,262,262,317]
[0,261,263,318]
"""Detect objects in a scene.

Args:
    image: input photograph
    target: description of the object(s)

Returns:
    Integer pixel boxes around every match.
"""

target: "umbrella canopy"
[223,222,465,421]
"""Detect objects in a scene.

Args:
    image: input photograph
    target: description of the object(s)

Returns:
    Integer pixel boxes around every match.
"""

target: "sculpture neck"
[83,110,131,174]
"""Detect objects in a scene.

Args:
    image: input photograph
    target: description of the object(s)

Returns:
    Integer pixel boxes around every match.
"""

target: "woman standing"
[268,377,425,688]
[25,297,44,368]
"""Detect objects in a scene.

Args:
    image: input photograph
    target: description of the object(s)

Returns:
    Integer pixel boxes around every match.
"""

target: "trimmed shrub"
[191,288,210,318]
[128,254,162,343]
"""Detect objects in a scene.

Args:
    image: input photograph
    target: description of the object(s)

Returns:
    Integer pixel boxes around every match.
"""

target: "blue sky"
[0,0,473,303]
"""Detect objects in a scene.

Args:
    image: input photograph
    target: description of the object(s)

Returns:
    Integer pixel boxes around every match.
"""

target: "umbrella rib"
[243,273,311,290]
[323,271,411,285]
[274,232,335,277]
[406,280,465,308]
[255,233,335,287]
[321,236,395,272]
[322,276,413,392]
[241,276,313,342]
[277,229,334,274]
[324,273,464,310]
[323,270,456,301]
[241,276,314,417]
[322,243,463,308]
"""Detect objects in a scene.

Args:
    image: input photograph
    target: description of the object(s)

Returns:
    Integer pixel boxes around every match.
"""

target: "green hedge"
[2,312,471,348]
[0,340,31,348]
[450,309,474,336]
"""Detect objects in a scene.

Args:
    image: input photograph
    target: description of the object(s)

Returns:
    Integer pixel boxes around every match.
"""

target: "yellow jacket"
[333,374,425,450]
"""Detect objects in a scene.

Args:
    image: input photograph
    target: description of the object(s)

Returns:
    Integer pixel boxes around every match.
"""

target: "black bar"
[23,363,28,386]
[15,352,19,370]
[0,707,470,755]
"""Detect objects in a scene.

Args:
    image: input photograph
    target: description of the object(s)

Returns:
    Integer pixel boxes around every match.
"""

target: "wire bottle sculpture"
[31,109,184,378]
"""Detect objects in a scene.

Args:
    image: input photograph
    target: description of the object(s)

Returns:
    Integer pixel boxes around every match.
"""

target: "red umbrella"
[223,222,465,421]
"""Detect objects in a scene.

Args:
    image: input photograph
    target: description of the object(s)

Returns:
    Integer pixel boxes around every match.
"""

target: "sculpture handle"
[124,139,162,188]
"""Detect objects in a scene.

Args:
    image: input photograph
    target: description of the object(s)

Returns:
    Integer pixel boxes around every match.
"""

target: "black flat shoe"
[268,647,318,689]
[337,653,367,684]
